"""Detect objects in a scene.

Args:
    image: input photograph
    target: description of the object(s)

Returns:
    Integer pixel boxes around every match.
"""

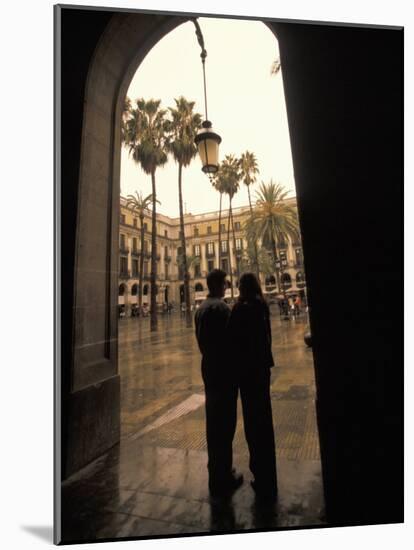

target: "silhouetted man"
[195,269,243,497]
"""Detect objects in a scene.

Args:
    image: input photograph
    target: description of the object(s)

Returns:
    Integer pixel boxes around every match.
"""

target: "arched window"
[265,275,276,286]
[118,284,126,297]
[143,284,149,296]
[131,284,138,296]
[195,283,204,292]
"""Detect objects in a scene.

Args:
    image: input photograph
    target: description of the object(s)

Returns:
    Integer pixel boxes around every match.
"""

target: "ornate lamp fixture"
[192,19,222,176]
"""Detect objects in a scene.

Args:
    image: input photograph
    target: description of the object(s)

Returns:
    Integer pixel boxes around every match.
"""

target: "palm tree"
[123,98,169,331]
[211,170,227,270]
[126,191,158,318]
[239,243,274,277]
[166,97,202,327]
[219,155,241,297]
[245,181,299,296]
[240,150,260,275]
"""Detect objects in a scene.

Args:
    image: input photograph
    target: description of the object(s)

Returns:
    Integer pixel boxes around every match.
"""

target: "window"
[164,246,168,258]
[221,240,228,253]
[144,222,148,232]
[207,260,215,273]
[165,263,169,278]
[143,261,148,275]
[207,242,214,255]
[164,230,168,238]
[235,221,241,231]
[120,234,126,249]
[235,238,242,250]
[194,227,199,237]
[133,218,137,227]
[207,226,212,234]
[120,256,128,274]
[295,248,303,266]
[221,258,229,273]
[132,238,137,252]
[220,223,225,232]
[144,240,148,253]
[280,250,288,267]
[132,259,138,277]
[194,244,201,257]
[194,263,201,277]
[120,214,126,224]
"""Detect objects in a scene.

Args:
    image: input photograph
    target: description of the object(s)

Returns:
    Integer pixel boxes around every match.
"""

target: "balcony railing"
[206,250,215,258]
[119,246,129,255]
[131,249,140,257]
[165,255,172,262]
[119,271,130,279]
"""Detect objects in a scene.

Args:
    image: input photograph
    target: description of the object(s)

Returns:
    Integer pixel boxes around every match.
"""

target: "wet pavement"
[61,307,325,543]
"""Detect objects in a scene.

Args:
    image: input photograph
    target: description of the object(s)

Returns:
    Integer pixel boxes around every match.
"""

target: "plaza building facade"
[118,195,306,313]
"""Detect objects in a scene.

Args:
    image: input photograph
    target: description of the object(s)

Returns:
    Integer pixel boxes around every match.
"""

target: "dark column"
[271,21,403,525]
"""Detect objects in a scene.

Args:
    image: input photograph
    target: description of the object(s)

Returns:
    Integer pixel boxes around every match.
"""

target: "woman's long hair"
[238,272,266,304]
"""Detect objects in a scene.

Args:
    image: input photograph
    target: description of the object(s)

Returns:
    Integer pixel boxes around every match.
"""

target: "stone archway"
[67,13,188,476]
[60,7,404,527]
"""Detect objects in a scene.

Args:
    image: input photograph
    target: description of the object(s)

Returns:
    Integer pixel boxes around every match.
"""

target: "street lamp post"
[192,19,222,177]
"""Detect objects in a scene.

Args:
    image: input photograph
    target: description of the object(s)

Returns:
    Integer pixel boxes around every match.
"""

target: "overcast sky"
[120,17,296,218]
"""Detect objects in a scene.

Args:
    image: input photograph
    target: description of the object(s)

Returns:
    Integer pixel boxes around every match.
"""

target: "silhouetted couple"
[195,269,278,501]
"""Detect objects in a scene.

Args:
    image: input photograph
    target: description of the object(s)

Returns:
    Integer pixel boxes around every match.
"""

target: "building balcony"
[206,251,215,258]
[119,246,129,255]
[294,262,304,269]
[119,271,130,279]
[165,255,172,262]
[131,249,140,257]
[131,272,139,278]
[143,274,151,281]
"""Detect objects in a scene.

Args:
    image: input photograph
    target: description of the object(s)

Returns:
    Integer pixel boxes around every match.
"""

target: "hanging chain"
[192,18,209,121]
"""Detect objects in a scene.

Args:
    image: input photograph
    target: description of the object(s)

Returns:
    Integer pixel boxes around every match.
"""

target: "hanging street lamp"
[192,19,222,176]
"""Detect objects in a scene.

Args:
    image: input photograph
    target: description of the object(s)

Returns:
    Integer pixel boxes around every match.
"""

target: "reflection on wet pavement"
[61,308,325,542]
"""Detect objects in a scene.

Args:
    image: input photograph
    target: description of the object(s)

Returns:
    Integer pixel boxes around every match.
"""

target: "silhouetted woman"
[228,272,278,500]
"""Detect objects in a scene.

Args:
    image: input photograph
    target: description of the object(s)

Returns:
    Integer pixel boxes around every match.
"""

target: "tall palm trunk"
[227,200,234,300]
[178,163,192,327]
[217,192,222,269]
[138,213,145,314]
[271,235,282,295]
[230,204,239,280]
[247,185,260,277]
[150,170,158,332]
